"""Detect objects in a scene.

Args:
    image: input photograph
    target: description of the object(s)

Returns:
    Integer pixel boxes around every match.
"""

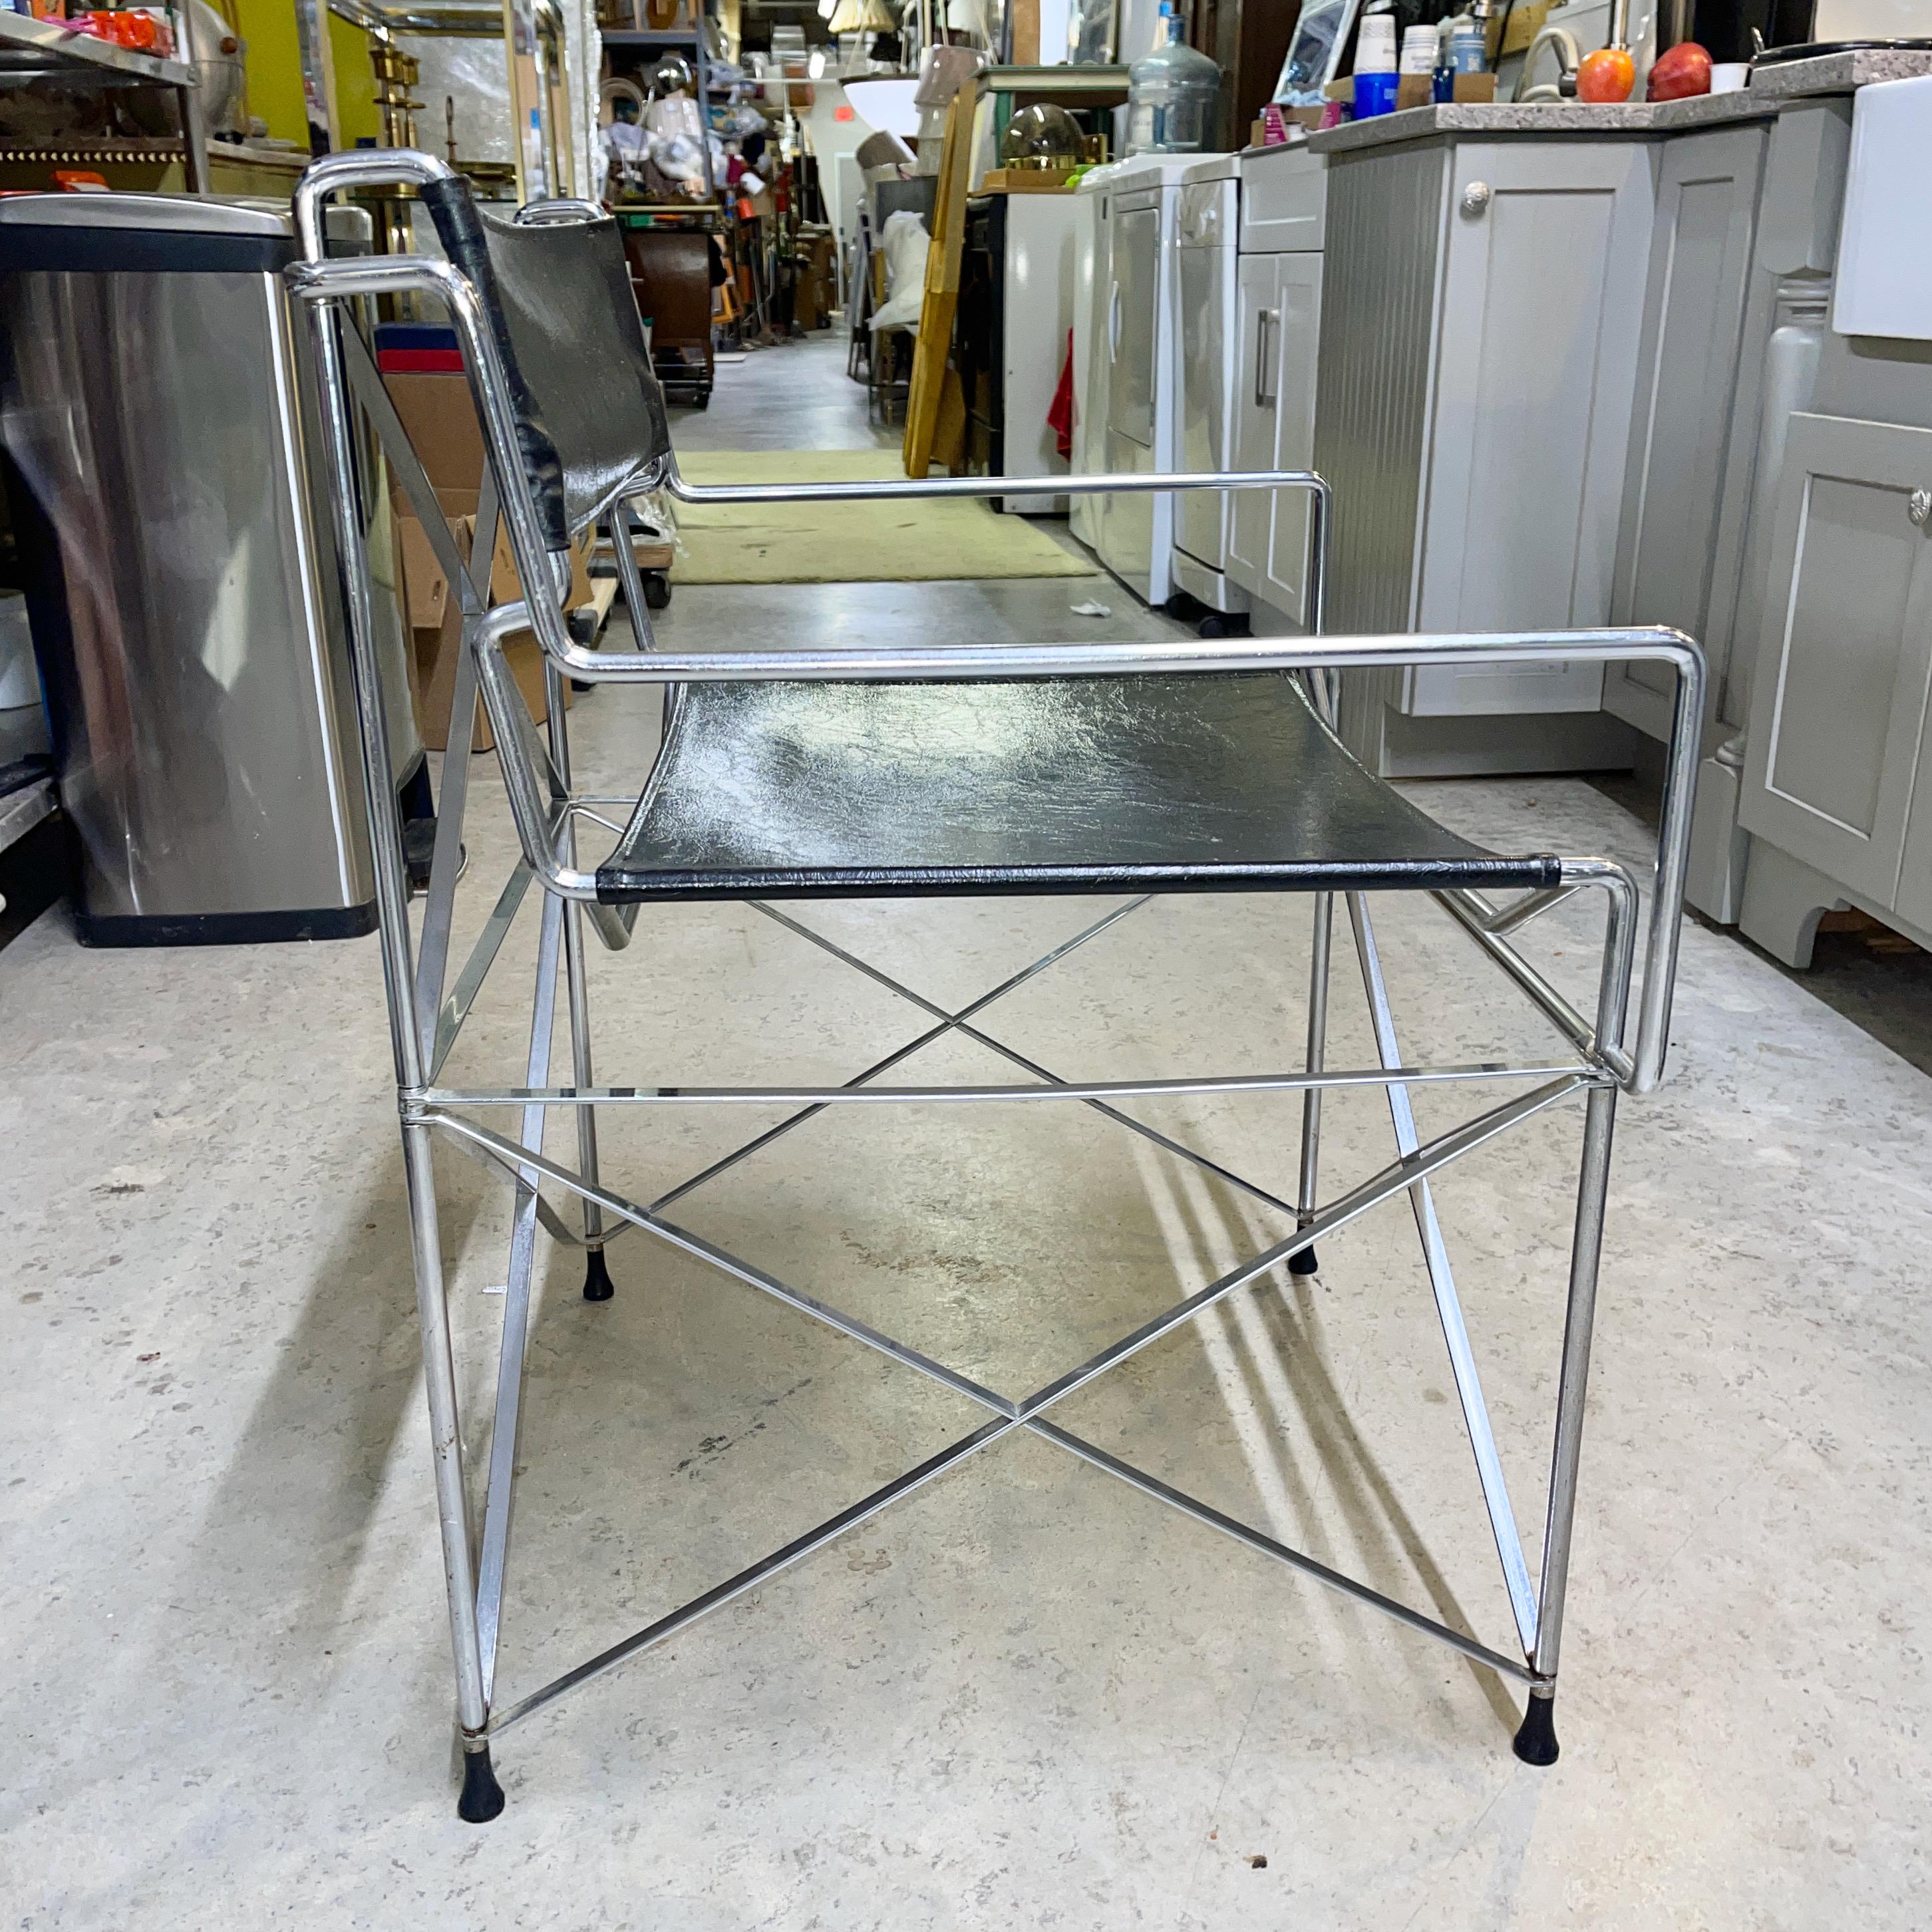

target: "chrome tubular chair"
[288,152,1703,1823]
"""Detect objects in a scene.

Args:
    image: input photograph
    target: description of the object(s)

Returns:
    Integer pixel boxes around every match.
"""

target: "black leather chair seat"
[595,673,1560,904]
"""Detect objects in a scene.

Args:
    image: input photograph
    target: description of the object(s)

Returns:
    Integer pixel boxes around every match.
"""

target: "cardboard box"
[384,365,602,753]
[384,368,488,518]
[396,510,593,754]
[395,511,451,634]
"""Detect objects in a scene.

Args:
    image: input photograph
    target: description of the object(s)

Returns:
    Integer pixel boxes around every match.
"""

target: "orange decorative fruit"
[1577,46,1636,101]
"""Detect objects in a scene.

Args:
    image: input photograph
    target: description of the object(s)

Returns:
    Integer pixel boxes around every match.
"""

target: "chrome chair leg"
[608,500,658,651]
[402,1120,502,1818]
[307,293,504,1812]
[1516,1080,1620,1765]
[562,899,613,1301]
[544,663,613,1301]
[1292,890,1333,1275]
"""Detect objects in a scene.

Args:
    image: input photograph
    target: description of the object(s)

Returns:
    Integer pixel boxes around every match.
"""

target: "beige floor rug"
[667,448,1092,584]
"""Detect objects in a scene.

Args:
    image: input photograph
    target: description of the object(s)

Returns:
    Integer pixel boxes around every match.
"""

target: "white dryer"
[1070,154,1221,607]
[1172,153,1246,621]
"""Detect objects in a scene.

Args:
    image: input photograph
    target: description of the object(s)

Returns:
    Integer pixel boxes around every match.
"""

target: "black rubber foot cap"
[583,1248,615,1303]
[1289,1243,1319,1276]
[1513,1695,1559,1766]
[458,1746,506,1823]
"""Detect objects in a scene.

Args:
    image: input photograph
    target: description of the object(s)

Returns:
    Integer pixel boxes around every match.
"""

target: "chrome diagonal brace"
[458,1074,1586,1737]
[412,466,502,1070]
[420,1075,1586,1454]
[753,901,1300,1219]
[647,894,1158,1216]
[422,1108,1019,1420]
[474,881,565,1701]
[1027,1419,1533,1684]
[1344,893,1539,1656]
[442,894,1163,1255]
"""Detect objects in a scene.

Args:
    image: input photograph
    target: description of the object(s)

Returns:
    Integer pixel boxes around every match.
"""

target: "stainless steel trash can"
[0,194,423,946]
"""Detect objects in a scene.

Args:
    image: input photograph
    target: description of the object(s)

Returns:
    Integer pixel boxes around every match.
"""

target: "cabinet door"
[1227,253,1281,597]
[1607,124,1766,738]
[1412,140,1655,715]
[1740,412,1932,906]
[1262,252,1325,629]
[1108,204,1160,448]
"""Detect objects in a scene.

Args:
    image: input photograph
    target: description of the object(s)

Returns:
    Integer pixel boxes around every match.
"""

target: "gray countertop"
[1748,46,1932,94]
[1303,45,1932,156]
[1307,89,1772,153]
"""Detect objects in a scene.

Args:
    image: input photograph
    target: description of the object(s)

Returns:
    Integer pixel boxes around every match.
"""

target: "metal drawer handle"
[1460,180,1492,217]
[1910,488,1931,527]
[1108,281,1122,359]
[1255,307,1278,408]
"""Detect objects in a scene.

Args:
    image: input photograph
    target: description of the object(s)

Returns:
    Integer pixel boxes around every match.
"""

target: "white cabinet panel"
[1412,140,1654,716]
[1741,411,1932,906]
[1227,252,1322,627]
[1001,196,1079,514]
[1607,124,1766,736]
[1239,145,1325,253]
[1262,253,1324,628]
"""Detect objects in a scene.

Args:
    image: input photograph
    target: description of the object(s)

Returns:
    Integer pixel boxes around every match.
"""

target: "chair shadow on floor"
[1136,1143,1524,1736]
[187,1158,496,1655]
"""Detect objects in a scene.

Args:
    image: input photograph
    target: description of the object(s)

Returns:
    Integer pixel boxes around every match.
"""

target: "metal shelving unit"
[0,11,206,189]
[601,18,713,199]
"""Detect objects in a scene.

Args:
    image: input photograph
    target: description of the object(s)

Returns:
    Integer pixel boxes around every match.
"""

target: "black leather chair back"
[420,175,671,550]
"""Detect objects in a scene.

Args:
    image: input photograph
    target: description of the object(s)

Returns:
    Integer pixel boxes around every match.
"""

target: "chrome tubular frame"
[288,151,1704,1816]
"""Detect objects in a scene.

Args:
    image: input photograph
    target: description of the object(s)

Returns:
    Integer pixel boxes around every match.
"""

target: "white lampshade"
[827,0,897,30]
[841,76,921,138]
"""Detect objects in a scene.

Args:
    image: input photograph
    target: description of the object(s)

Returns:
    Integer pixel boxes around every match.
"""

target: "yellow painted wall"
[231,0,381,148]
[232,0,306,144]
[329,11,382,147]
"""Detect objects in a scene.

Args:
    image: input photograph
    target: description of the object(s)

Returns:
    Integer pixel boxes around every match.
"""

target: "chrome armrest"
[661,458,1326,506]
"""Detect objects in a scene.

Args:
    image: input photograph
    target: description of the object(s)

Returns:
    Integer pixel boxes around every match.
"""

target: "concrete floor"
[5,335,1932,1928]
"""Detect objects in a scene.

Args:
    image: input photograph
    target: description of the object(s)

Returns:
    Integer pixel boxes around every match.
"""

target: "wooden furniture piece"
[903,86,977,478]
[619,221,715,408]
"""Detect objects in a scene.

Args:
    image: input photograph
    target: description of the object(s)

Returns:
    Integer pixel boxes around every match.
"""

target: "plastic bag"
[869,208,931,332]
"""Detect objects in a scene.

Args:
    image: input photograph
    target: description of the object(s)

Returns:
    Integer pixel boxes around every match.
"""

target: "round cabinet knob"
[1460,181,1492,217]
[1911,488,1931,527]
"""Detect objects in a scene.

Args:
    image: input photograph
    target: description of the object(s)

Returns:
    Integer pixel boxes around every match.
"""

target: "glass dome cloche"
[998,102,1085,170]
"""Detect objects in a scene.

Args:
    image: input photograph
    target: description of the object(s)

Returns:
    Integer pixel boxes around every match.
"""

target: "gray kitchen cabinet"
[1228,250,1322,627]
[1607,122,1768,739]
[1411,139,1655,713]
[1321,136,1655,770]
[1895,752,1932,937]
[1739,411,1932,909]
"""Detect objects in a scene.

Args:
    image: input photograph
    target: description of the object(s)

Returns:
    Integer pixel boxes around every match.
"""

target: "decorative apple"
[1647,39,1714,99]
[1577,46,1636,102]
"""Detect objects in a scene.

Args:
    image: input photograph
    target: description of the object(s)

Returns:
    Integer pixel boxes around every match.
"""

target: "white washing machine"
[1172,154,1246,618]
[1071,154,1222,606]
